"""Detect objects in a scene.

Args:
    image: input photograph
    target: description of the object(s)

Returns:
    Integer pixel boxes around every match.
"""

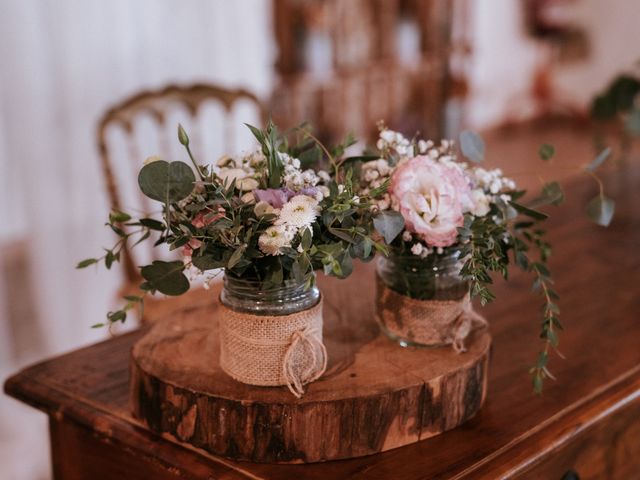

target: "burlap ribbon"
[218,299,327,397]
[376,278,487,352]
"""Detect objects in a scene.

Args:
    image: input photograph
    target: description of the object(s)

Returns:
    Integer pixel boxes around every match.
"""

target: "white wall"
[0,1,274,478]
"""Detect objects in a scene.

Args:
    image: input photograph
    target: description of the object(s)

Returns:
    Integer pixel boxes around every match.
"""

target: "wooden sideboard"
[5,162,640,479]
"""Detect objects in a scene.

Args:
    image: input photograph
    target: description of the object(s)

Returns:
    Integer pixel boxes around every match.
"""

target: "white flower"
[402,230,413,242]
[380,129,396,143]
[317,170,331,182]
[276,195,320,230]
[216,155,235,167]
[217,167,247,185]
[317,186,330,199]
[238,177,259,191]
[411,243,424,256]
[254,201,276,217]
[258,225,293,256]
[470,189,491,217]
[241,192,256,204]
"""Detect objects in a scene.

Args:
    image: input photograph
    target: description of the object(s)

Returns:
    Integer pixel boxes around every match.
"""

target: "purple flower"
[298,187,319,199]
[253,188,293,208]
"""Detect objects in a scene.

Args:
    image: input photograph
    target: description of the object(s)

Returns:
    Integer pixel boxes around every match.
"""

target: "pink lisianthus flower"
[182,238,203,259]
[192,207,224,228]
[390,156,472,247]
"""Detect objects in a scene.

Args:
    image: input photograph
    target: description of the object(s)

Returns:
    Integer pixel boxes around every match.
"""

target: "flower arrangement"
[79,122,387,322]
[356,124,614,392]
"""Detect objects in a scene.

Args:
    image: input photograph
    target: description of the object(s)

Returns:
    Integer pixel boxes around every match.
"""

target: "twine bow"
[282,325,327,398]
[452,296,488,353]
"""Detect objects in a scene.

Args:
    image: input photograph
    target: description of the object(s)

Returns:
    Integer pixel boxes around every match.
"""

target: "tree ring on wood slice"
[130,269,491,463]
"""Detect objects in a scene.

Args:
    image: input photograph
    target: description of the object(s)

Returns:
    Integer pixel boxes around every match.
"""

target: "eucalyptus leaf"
[459,130,485,163]
[140,260,189,296]
[530,181,564,207]
[509,201,549,220]
[625,108,640,136]
[192,254,224,271]
[538,143,555,161]
[373,210,405,244]
[138,160,195,203]
[585,147,611,172]
[585,195,615,226]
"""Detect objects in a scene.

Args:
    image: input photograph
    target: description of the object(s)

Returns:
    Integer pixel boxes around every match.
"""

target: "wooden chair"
[96,84,268,319]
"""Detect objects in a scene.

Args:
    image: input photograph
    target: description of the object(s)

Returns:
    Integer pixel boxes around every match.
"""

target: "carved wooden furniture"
[5,153,640,478]
[97,84,267,283]
[270,0,472,143]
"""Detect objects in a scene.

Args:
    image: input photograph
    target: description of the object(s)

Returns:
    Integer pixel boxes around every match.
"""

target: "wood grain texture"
[129,274,490,463]
[5,125,640,478]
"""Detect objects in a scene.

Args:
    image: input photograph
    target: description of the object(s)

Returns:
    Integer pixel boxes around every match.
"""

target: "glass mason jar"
[376,250,469,347]
[220,273,320,316]
[218,272,325,393]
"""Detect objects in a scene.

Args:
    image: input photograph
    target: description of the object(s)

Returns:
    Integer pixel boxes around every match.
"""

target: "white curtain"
[0,1,274,478]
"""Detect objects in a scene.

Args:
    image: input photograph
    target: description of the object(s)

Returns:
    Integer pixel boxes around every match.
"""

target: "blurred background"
[0,0,638,478]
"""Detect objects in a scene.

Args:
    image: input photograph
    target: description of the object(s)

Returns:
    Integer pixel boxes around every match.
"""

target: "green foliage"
[590,74,640,120]
[459,130,485,163]
[585,195,615,227]
[530,181,564,208]
[538,143,555,161]
[140,260,190,296]
[373,211,405,244]
[585,147,611,172]
[137,160,195,203]
[247,121,284,188]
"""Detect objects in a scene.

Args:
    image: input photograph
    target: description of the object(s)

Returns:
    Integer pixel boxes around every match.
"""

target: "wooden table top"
[5,158,640,479]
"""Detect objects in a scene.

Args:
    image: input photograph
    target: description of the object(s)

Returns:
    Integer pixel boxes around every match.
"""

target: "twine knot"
[283,325,327,398]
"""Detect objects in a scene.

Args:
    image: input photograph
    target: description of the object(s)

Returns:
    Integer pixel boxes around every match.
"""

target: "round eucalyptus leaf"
[138,160,195,203]
[585,195,615,227]
[459,130,485,163]
[140,260,190,296]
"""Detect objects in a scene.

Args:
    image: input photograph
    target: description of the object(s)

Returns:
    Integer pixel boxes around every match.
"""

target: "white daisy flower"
[258,225,293,256]
[276,195,320,230]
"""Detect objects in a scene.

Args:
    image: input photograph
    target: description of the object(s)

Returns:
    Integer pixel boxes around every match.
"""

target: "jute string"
[376,278,487,352]
[218,299,327,397]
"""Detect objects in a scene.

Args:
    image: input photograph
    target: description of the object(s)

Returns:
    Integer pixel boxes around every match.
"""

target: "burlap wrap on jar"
[375,277,487,352]
[218,299,326,397]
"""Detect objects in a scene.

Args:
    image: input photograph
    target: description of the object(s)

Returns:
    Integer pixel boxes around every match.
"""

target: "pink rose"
[390,156,471,247]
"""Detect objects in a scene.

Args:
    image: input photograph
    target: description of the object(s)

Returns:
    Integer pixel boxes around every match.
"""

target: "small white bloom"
[317,170,331,182]
[276,195,320,229]
[258,225,292,256]
[216,154,235,167]
[436,247,444,255]
[238,177,259,191]
[380,129,395,142]
[241,192,256,204]
[217,167,247,185]
[402,230,413,242]
[254,201,275,217]
[352,195,360,204]
[411,243,424,256]
[318,185,330,198]
[470,189,491,217]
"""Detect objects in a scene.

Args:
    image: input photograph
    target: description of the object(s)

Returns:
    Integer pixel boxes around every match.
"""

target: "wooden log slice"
[130,265,491,463]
